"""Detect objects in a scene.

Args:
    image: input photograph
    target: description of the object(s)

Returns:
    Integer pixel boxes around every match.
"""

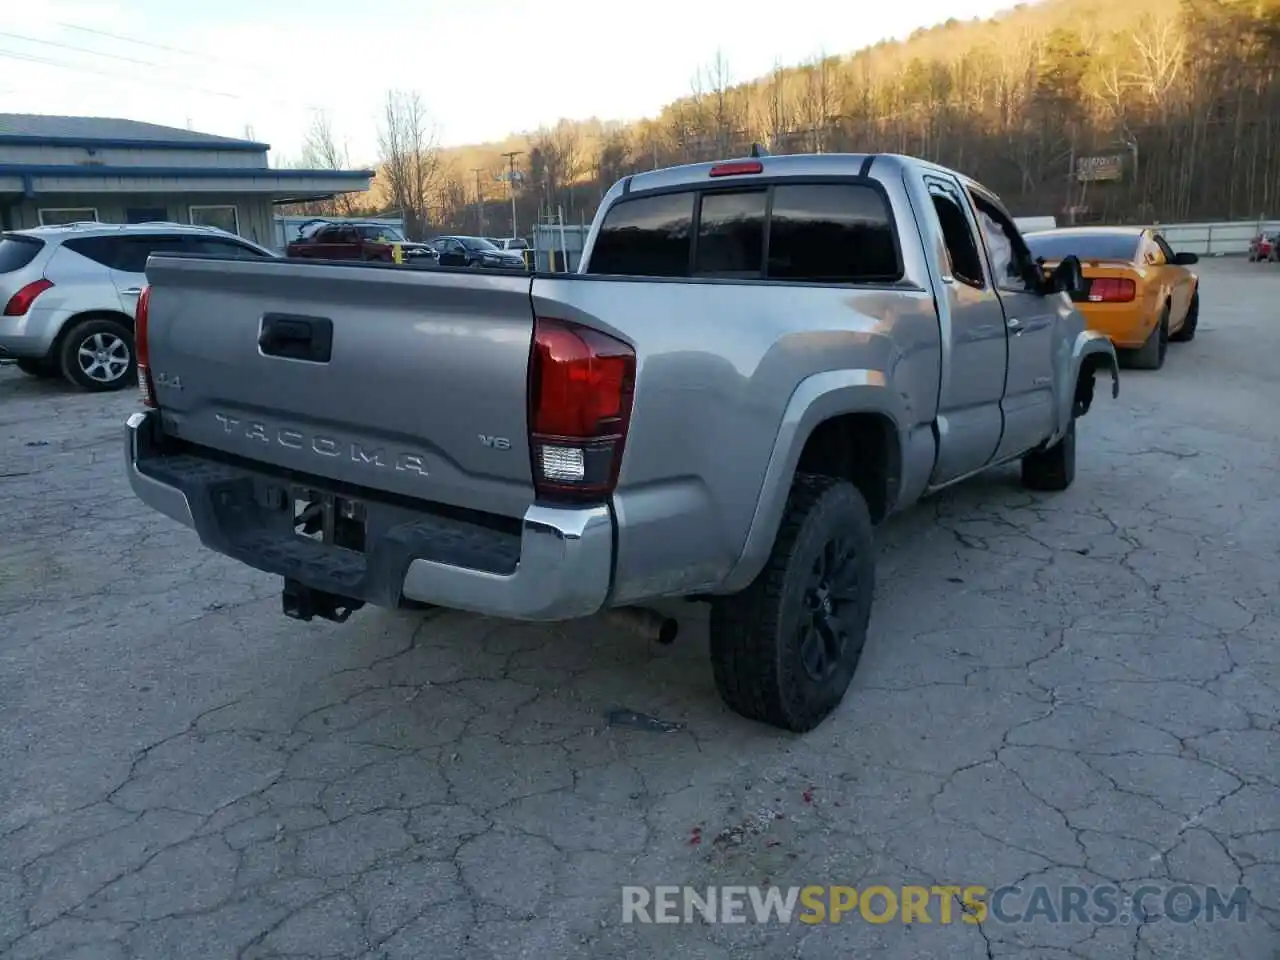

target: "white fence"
[1018,216,1277,256]
[1152,220,1278,257]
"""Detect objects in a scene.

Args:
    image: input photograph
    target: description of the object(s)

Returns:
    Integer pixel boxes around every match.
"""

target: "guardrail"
[1152,220,1279,257]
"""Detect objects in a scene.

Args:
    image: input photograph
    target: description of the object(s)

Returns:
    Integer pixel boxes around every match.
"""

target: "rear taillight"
[528,318,636,503]
[1088,278,1136,302]
[3,278,54,316]
[709,160,763,178]
[135,284,157,408]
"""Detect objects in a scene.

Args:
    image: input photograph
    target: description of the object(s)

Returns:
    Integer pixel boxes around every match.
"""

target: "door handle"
[1007,317,1023,332]
[258,313,333,362]
[121,287,143,295]
[260,319,313,349]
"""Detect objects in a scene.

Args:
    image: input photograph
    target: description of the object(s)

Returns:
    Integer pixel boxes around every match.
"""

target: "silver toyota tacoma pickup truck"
[125,153,1119,732]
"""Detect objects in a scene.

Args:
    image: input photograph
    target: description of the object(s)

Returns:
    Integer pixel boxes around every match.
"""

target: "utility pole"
[500,150,523,239]
[471,167,486,235]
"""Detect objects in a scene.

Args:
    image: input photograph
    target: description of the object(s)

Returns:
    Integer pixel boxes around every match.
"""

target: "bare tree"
[300,111,355,215]
[798,51,838,152]
[705,50,736,154]
[760,60,794,150]
[377,90,440,238]
[530,122,583,218]
[1125,15,1186,118]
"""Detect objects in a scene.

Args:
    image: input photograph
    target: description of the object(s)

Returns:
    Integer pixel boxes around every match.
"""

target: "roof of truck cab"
[624,152,883,193]
[618,152,1004,200]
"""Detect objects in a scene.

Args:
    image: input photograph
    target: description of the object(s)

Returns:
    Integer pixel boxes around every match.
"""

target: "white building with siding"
[0,114,373,248]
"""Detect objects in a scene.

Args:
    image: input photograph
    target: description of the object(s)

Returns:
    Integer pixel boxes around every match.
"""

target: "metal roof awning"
[0,163,375,199]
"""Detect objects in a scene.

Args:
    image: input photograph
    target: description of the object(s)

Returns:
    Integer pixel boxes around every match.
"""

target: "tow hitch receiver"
[282,578,364,623]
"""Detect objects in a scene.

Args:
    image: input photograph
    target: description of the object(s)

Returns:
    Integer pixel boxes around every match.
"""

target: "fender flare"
[715,369,909,594]
[1061,329,1119,434]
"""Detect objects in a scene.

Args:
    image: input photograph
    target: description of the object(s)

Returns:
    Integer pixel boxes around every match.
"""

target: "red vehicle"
[285,221,431,262]
[1248,230,1279,262]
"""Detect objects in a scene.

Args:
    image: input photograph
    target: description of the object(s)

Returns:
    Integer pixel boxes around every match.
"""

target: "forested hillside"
[317,0,1280,235]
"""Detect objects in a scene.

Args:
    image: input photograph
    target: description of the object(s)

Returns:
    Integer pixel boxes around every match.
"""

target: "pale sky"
[4,0,1015,167]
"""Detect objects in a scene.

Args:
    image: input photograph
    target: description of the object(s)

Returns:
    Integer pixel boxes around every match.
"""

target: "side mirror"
[1050,254,1087,296]
[1172,251,1199,265]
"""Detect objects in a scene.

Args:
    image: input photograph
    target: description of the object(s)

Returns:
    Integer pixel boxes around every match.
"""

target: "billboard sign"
[1076,154,1125,182]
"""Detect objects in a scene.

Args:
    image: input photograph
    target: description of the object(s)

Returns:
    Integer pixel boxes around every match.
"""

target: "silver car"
[0,222,277,391]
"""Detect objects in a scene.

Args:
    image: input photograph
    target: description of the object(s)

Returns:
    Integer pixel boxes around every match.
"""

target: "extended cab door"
[967,189,1059,462]
[921,175,1008,484]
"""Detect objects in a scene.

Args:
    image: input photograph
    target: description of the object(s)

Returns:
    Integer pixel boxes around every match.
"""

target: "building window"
[189,204,239,235]
[38,208,99,227]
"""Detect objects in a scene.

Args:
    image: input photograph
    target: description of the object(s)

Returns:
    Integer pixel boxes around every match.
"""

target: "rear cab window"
[0,234,46,273]
[585,180,901,284]
[587,192,695,277]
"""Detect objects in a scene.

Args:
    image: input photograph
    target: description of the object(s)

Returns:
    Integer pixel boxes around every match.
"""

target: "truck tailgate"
[142,256,537,519]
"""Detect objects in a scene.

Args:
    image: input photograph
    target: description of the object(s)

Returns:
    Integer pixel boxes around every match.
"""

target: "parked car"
[430,235,526,269]
[286,222,434,262]
[1248,230,1279,262]
[1024,227,1199,370]
[124,152,1118,731]
[0,222,276,391]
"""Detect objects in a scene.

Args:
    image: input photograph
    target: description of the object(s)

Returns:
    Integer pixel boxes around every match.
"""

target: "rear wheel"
[58,318,135,392]
[709,474,875,733]
[15,358,59,378]
[1170,290,1198,343]
[1129,305,1169,370]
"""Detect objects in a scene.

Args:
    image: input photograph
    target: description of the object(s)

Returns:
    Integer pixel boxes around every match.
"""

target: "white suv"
[0,222,277,392]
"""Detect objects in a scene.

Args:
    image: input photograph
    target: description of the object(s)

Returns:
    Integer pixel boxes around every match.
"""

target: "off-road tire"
[15,358,59,378]
[58,318,135,392]
[1170,290,1198,343]
[709,474,875,733]
[1021,417,1076,492]
[1129,305,1169,370]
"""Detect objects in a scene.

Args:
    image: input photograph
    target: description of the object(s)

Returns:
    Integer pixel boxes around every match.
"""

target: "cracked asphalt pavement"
[1,257,1277,959]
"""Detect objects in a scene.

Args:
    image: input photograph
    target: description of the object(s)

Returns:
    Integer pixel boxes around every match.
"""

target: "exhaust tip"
[607,606,679,645]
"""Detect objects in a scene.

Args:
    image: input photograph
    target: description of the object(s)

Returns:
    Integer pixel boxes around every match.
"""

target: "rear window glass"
[695,190,766,275]
[588,191,694,276]
[767,184,901,283]
[586,181,900,284]
[1025,232,1140,262]
[0,235,45,273]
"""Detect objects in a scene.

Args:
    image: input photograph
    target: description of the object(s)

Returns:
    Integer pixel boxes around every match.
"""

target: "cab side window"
[927,183,984,288]
[969,193,1036,292]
